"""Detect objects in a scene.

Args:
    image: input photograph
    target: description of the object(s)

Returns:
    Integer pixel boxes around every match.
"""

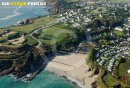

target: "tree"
[123,29,127,35]
[88,48,97,62]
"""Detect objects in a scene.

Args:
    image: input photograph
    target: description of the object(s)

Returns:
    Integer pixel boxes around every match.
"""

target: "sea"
[0,71,79,88]
[0,0,79,88]
[0,0,50,28]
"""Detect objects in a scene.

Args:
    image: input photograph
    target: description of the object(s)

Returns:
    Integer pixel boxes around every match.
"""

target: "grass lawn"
[97,77,108,88]
[103,73,118,87]
[128,21,130,26]
[117,61,130,86]
[39,24,74,45]
[10,24,39,34]
[91,7,107,14]
[104,61,109,69]
[0,15,58,34]
[114,30,123,36]
[118,61,130,77]
[25,36,38,46]
[34,15,58,26]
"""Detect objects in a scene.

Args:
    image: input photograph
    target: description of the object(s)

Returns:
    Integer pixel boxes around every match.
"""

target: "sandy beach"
[45,53,98,88]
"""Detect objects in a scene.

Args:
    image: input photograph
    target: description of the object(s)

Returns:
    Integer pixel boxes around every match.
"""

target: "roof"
[115,27,123,31]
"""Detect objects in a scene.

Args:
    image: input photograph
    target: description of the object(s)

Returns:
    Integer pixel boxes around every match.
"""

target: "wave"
[66,76,86,88]
[0,7,21,21]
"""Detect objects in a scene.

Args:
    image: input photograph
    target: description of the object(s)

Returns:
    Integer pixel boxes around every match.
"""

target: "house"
[99,14,102,18]
[59,14,63,17]
[87,28,91,32]
[84,18,91,23]
[99,60,105,66]
[72,23,80,27]
[128,17,130,21]
[77,16,80,21]
[115,26,123,31]
[126,26,130,30]
[108,59,116,72]
[96,52,100,58]
[100,26,105,29]
[128,70,130,74]
[127,37,130,42]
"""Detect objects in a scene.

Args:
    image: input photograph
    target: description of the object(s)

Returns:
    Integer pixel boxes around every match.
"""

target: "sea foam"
[0,7,21,20]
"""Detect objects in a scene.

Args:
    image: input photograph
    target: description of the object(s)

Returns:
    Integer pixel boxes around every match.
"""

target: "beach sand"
[45,53,98,88]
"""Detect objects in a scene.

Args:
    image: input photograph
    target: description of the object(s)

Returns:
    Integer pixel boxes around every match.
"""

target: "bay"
[0,0,79,88]
[0,71,78,88]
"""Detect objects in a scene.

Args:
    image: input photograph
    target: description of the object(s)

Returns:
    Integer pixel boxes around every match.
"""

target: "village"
[58,2,130,28]
[56,1,130,87]
[1,0,130,87]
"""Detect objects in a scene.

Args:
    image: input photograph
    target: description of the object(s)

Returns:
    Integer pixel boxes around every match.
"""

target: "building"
[115,26,123,31]
[128,70,130,74]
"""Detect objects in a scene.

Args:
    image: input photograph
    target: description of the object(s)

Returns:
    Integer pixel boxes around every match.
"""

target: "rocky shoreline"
[0,0,56,81]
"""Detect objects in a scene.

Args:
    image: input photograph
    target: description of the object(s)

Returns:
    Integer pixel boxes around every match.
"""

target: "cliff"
[0,45,44,78]
[19,18,34,25]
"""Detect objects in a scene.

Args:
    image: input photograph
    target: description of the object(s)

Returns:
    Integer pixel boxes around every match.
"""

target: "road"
[29,22,59,63]
[30,22,58,48]
[0,22,58,61]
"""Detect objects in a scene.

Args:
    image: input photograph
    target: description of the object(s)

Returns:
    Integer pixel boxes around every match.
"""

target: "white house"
[99,14,103,18]
[128,70,130,74]
[59,14,63,17]
[115,26,123,31]
[127,37,130,42]
[128,17,130,21]
[73,23,80,27]
[126,26,130,30]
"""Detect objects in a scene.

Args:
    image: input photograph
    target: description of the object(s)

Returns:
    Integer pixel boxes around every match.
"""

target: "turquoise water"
[0,0,79,88]
[0,71,79,88]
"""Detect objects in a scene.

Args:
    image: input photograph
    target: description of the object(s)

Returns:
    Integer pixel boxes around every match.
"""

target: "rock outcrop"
[19,18,34,25]
[0,44,43,78]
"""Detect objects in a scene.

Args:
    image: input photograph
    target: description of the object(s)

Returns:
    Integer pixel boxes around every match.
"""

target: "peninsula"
[1,0,130,88]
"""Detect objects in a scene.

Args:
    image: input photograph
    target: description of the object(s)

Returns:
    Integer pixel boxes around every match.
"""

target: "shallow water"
[0,0,50,28]
[0,71,79,88]
[0,0,80,88]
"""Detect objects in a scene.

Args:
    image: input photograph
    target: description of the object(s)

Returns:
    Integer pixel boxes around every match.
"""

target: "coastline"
[45,67,86,88]
[0,0,60,82]
[0,1,52,81]
[45,53,98,88]
[0,5,52,29]
[0,1,98,87]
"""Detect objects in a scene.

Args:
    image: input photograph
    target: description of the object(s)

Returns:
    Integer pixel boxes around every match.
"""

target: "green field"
[39,24,74,45]
[0,15,62,46]
[97,77,107,88]
[128,21,130,26]
[34,15,58,26]
[116,61,130,86]
[25,36,38,46]
[91,7,107,14]
[114,30,123,36]
[118,61,130,77]
[103,73,118,87]
[0,15,58,34]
